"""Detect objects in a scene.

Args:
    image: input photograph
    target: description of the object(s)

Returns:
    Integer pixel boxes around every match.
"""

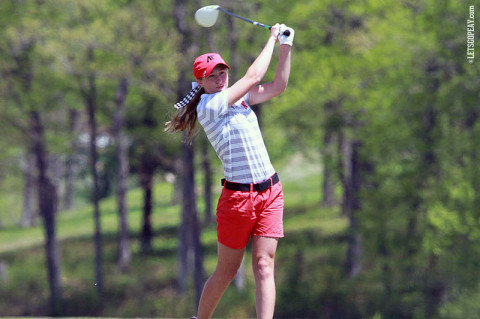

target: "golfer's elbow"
[265,83,287,101]
[245,67,263,86]
[274,80,288,95]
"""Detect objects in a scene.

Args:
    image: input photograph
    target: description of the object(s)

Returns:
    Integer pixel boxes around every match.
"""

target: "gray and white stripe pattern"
[197,91,275,184]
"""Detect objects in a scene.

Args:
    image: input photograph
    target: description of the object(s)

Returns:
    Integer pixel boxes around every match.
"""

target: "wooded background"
[0,0,479,318]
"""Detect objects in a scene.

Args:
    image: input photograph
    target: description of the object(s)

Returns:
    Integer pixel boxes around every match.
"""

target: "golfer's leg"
[252,236,279,319]
[196,242,245,319]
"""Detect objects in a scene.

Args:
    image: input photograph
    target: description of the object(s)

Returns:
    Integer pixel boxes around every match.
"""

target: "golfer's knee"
[253,255,274,281]
[215,263,240,282]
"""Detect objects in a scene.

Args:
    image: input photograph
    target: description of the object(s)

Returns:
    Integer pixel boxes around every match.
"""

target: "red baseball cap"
[193,53,230,79]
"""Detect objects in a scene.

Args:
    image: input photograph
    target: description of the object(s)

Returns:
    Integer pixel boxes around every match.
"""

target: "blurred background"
[0,0,479,318]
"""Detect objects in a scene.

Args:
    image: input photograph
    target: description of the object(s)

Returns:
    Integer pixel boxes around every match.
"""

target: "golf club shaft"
[217,7,290,36]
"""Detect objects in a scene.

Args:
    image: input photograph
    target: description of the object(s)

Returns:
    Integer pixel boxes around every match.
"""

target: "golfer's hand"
[279,24,295,46]
[270,23,281,43]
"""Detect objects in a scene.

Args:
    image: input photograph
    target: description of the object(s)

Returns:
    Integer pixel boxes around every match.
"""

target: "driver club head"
[195,5,220,27]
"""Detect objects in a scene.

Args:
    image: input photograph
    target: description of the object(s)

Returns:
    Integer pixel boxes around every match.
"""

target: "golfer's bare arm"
[248,44,291,105]
[227,25,280,107]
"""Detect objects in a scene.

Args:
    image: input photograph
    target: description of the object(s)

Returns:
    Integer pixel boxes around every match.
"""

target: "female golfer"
[166,23,294,319]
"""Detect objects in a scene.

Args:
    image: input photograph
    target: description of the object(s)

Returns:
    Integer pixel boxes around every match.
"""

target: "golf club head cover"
[279,24,294,46]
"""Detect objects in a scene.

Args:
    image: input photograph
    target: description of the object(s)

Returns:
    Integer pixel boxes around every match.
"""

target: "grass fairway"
[0,155,348,318]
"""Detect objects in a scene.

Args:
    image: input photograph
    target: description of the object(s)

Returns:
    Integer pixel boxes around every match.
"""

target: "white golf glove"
[278,24,295,46]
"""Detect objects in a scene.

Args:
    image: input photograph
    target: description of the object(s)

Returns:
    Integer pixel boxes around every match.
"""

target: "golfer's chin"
[216,85,226,92]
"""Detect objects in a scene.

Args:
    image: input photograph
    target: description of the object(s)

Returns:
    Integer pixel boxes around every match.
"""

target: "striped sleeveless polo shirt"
[196,90,275,184]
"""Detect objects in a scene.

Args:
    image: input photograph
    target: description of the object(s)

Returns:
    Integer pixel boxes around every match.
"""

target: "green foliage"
[439,285,480,319]
[0,158,325,318]
[0,0,479,317]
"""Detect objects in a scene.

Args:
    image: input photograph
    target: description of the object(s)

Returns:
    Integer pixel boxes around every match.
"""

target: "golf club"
[195,5,290,36]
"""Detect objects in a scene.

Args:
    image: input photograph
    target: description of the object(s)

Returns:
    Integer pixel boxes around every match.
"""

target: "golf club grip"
[268,26,290,37]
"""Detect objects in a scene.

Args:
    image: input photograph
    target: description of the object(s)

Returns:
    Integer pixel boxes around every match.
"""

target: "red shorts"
[216,182,284,249]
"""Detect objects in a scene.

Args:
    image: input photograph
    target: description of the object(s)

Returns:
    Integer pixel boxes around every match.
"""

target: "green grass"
[0,155,349,318]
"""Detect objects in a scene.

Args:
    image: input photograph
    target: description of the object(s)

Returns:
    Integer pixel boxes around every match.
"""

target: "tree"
[21,149,37,227]
[30,111,62,315]
[1,3,66,315]
[63,108,81,211]
[343,140,364,278]
[353,0,480,317]
[0,1,65,313]
[174,0,205,304]
[113,77,131,271]
[83,44,105,296]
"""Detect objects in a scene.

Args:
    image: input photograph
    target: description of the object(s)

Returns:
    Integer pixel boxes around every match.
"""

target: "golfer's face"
[201,65,228,94]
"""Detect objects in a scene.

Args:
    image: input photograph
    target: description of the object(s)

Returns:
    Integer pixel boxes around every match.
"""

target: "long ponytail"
[165,87,205,140]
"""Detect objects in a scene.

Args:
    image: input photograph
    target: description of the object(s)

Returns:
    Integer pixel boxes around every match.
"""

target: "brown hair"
[165,87,205,141]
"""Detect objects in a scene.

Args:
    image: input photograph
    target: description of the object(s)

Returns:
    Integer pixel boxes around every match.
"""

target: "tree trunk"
[170,159,182,204]
[15,35,62,314]
[113,77,131,271]
[30,111,62,316]
[140,176,153,252]
[178,140,205,301]
[322,129,336,207]
[337,131,348,216]
[344,140,363,278]
[0,261,8,284]
[418,103,443,317]
[63,108,80,211]
[139,153,156,253]
[226,12,238,82]
[174,0,204,304]
[21,149,37,227]
[202,140,213,225]
[324,100,342,208]
[244,25,263,121]
[84,46,103,297]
